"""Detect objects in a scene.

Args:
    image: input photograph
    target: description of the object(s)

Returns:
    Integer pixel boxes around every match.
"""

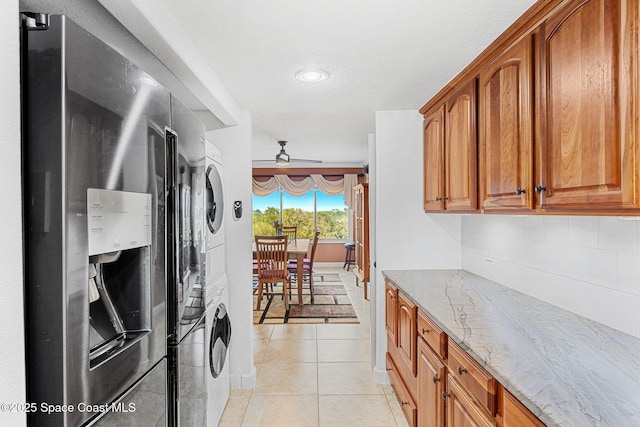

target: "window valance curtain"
[342,174,359,210]
[252,174,359,209]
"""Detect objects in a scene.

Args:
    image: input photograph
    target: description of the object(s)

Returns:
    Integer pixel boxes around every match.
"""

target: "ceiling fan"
[254,140,323,167]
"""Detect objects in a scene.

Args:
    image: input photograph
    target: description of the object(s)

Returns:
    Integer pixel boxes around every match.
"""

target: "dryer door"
[205,163,224,234]
[209,303,231,379]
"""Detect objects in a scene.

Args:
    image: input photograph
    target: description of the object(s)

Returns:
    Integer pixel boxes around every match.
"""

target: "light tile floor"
[218,267,410,427]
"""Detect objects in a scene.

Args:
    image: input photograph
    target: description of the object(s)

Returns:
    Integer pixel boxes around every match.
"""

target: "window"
[315,192,348,239]
[252,192,280,236]
[252,190,348,239]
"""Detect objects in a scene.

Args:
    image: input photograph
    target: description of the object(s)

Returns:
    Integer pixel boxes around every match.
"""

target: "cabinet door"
[387,353,418,427]
[539,0,640,210]
[424,105,446,212]
[446,376,495,427]
[479,35,534,210]
[503,388,545,427]
[354,185,364,279]
[397,292,417,376]
[445,80,478,212]
[418,339,446,427]
[353,184,369,284]
[385,281,398,347]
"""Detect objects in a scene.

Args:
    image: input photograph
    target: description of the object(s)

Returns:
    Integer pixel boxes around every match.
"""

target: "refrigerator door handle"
[166,128,180,343]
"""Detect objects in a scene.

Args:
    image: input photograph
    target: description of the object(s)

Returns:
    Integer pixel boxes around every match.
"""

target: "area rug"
[312,273,341,282]
[312,284,347,295]
[253,278,359,324]
[288,304,357,318]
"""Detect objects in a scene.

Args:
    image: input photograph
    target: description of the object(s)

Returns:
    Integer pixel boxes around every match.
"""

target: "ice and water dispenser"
[87,188,153,367]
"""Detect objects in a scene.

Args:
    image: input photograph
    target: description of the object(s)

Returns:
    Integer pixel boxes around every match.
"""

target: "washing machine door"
[209,303,231,379]
[206,163,224,234]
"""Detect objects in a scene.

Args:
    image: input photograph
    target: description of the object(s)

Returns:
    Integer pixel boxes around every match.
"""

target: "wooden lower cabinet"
[417,338,446,427]
[501,388,545,427]
[398,291,418,376]
[386,280,418,426]
[385,281,398,347]
[387,285,545,427]
[446,375,496,427]
[388,352,417,426]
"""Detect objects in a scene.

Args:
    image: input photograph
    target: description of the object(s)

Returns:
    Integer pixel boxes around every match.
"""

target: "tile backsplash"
[461,214,640,338]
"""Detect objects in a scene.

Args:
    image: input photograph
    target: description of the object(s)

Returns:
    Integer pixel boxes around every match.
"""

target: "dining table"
[253,238,310,305]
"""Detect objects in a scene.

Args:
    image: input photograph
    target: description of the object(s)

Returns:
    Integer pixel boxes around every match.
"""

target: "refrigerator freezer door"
[90,359,167,426]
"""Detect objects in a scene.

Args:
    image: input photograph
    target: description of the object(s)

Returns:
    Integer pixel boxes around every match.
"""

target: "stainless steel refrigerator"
[22,14,170,426]
[166,97,209,427]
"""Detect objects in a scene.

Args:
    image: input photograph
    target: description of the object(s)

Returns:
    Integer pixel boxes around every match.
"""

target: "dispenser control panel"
[87,189,152,256]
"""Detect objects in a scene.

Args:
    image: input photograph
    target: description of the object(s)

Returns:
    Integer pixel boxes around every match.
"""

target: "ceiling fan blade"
[289,158,323,163]
[252,140,323,166]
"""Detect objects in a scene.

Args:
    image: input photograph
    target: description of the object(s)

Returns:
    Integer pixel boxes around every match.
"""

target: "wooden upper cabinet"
[445,80,478,212]
[424,105,446,211]
[424,80,478,213]
[421,0,640,215]
[538,0,640,211]
[479,35,534,211]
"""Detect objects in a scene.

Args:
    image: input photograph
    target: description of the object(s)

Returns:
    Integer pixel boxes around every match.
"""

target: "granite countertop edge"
[382,269,640,427]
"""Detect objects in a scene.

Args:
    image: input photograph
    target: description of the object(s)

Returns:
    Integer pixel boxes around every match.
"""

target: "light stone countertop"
[382,269,640,427]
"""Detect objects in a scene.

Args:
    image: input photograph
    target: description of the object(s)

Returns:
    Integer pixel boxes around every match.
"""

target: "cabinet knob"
[432,375,440,383]
[401,401,410,406]
[422,328,431,334]
[442,391,450,400]
[443,197,449,201]
[435,197,441,201]
[535,185,547,193]
[457,366,468,375]
[516,188,526,195]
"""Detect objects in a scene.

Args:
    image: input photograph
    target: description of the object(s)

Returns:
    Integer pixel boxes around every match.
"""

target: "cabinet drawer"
[417,310,447,360]
[387,353,417,427]
[447,340,497,416]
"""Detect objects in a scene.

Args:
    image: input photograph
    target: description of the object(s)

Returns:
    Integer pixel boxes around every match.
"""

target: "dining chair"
[282,225,297,243]
[287,229,320,303]
[254,235,290,311]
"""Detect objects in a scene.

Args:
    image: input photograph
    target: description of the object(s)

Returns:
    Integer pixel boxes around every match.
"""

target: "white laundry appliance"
[205,140,226,284]
[205,276,231,426]
[204,140,231,426]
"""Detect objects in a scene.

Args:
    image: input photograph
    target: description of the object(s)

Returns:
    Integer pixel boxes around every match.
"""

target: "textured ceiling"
[159,0,537,167]
[22,0,538,167]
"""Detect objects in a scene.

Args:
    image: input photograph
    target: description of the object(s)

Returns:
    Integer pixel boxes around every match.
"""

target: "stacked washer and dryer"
[204,140,232,426]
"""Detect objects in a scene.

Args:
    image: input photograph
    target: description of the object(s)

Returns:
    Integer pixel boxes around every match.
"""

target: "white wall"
[1,1,26,426]
[463,215,640,338]
[372,110,462,382]
[367,132,377,369]
[206,111,257,389]
[372,110,640,383]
